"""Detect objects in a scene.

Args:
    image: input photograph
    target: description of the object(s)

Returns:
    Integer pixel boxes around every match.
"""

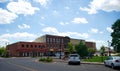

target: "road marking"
[8,62,38,71]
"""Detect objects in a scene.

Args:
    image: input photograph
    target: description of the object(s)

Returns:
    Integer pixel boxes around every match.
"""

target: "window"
[107,57,113,60]
[35,45,37,48]
[53,38,55,42]
[61,39,63,43]
[42,45,45,48]
[22,44,24,47]
[39,45,43,49]
[39,45,41,48]
[56,44,58,48]
[26,44,29,48]
[56,38,58,43]
[31,45,33,48]
[50,38,52,43]
[7,47,9,50]
[47,38,49,43]
[58,38,60,43]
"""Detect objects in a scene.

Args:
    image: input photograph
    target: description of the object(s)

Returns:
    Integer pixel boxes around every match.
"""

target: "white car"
[104,56,120,69]
[68,54,80,65]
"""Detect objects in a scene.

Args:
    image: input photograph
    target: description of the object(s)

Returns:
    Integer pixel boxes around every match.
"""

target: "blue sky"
[0,0,120,50]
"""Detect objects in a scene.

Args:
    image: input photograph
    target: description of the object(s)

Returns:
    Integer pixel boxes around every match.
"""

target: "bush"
[39,57,53,62]
[39,57,46,61]
[45,57,53,62]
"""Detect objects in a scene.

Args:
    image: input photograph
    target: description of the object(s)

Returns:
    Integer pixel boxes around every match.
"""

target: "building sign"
[50,48,54,51]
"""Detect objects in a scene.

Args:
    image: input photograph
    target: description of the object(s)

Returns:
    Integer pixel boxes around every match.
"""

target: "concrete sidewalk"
[35,57,104,65]
[53,58,104,65]
[0,57,3,59]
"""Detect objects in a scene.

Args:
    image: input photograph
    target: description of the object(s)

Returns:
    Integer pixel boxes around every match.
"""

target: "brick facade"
[85,41,96,49]
[6,34,96,57]
[6,42,46,57]
[34,34,70,56]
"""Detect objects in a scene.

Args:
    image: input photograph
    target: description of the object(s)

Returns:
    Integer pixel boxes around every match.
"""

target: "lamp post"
[100,49,103,62]
[107,41,111,56]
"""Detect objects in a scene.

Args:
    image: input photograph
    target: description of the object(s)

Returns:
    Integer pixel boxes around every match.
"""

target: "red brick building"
[85,41,96,49]
[7,34,70,57]
[6,42,46,57]
[6,34,96,57]
[34,34,70,56]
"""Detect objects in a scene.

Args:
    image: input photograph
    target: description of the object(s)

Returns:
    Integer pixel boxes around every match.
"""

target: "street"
[0,57,119,71]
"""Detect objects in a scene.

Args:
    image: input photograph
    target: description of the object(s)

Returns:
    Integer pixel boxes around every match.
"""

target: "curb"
[53,59,104,65]
[81,62,104,65]
[35,58,104,65]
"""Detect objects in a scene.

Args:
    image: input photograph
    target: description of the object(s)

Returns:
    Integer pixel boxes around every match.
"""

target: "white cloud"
[0,0,13,3]
[86,39,106,50]
[41,17,45,20]
[42,27,89,38]
[0,38,9,46]
[18,24,30,29]
[91,28,98,33]
[90,28,104,34]
[0,8,18,24]
[80,0,120,14]
[72,17,88,24]
[65,32,89,39]
[42,27,59,34]
[60,22,64,25]
[100,31,103,34]
[40,23,45,26]
[34,0,50,7]
[0,32,37,39]
[60,22,69,25]
[65,6,70,10]
[0,32,37,46]
[0,0,5,2]
[52,10,60,16]
[0,38,9,43]
[106,27,113,32]
[7,0,39,16]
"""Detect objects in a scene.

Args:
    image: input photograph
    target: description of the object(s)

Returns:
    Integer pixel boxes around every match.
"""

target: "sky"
[0,0,120,50]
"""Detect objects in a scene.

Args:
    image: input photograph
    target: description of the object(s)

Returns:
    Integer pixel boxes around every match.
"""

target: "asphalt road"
[0,57,119,71]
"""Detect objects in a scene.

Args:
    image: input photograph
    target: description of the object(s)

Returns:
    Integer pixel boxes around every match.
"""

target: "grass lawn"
[81,56,109,62]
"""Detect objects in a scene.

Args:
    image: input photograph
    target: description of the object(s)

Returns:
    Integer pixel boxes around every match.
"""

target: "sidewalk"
[81,62,104,65]
[0,57,3,59]
[35,57,104,65]
[53,58,104,65]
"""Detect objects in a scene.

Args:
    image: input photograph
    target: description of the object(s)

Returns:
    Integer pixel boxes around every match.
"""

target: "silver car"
[104,56,120,69]
[68,54,80,65]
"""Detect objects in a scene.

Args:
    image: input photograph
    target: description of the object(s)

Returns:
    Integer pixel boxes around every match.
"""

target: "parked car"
[104,56,120,69]
[68,54,80,65]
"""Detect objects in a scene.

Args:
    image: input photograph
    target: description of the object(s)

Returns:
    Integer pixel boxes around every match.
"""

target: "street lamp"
[107,41,111,56]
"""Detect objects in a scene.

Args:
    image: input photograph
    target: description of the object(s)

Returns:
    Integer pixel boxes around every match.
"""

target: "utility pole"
[107,41,111,56]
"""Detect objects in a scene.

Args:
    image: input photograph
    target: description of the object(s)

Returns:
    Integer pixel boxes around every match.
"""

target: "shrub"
[39,57,46,61]
[39,57,53,62]
[45,57,53,62]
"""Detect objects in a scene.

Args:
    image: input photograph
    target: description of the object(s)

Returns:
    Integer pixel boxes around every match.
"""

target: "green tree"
[111,19,120,52]
[100,45,105,55]
[88,48,96,54]
[68,42,75,53]
[0,47,7,57]
[75,42,88,57]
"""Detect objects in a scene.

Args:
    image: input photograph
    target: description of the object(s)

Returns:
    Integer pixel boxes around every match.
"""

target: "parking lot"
[0,57,120,71]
